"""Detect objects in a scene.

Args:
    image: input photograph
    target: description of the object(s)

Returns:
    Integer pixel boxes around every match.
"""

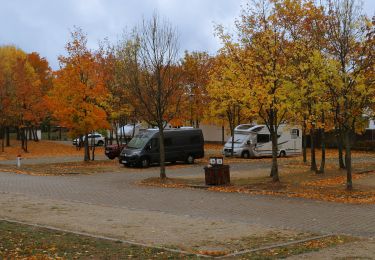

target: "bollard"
[17,155,22,168]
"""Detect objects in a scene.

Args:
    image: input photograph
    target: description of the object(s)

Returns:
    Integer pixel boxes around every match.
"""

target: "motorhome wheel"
[242,151,250,159]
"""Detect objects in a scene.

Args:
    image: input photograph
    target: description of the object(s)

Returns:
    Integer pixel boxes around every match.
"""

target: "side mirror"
[246,140,251,145]
[146,144,151,151]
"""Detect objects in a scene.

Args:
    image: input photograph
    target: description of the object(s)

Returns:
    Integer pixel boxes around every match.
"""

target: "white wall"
[200,124,230,142]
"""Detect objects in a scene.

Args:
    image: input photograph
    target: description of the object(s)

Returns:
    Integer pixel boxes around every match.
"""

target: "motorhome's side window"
[257,134,270,143]
[291,129,299,139]
[190,135,201,144]
[164,138,172,146]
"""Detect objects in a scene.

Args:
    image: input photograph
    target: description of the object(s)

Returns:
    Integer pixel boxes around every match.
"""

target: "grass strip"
[0,218,207,259]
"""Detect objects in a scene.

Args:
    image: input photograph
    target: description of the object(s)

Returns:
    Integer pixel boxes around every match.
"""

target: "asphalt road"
[0,161,375,238]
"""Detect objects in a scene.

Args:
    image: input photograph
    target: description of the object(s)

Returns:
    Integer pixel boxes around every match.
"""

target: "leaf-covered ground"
[0,220,356,259]
[0,220,198,259]
[142,148,375,204]
[0,140,90,160]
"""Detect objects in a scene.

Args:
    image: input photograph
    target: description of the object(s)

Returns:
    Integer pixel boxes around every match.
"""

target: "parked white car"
[73,133,105,146]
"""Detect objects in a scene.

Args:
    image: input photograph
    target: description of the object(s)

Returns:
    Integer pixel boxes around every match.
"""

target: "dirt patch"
[0,192,320,256]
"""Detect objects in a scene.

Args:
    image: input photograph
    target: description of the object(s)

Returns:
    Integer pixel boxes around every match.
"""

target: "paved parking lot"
[0,161,375,238]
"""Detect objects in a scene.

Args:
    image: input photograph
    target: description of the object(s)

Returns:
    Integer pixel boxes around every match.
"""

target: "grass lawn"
[0,220,199,259]
[0,220,356,259]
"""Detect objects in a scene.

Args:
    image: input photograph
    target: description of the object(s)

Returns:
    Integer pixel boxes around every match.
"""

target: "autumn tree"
[180,51,213,127]
[121,14,183,179]
[207,51,252,156]
[274,0,328,170]
[48,28,110,161]
[0,46,50,152]
[324,0,374,189]
[12,56,43,151]
[27,52,54,140]
[0,46,27,147]
[216,0,298,181]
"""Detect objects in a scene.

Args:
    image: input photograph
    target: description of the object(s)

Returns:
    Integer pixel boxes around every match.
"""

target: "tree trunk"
[270,128,279,182]
[310,124,317,171]
[34,127,39,141]
[48,125,51,140]
[231,128,235,157]
[318,112,325,174]
[84,133,90,161]
[1,126,4,152]
[5,127,10,147]
[115,123,120,146]
[91,136,95,161]
[110,129,113,145]
[22,127,28,153]
[132,122,136,138]
[302,133,307,163]
[345,130,352,190]
[16,127,20,141]
[159,126,166,180]
[337,130,346,169]
[24,129,28,152]
[28,127,32,140]
[302,117,307,163]
[221,125,225,145]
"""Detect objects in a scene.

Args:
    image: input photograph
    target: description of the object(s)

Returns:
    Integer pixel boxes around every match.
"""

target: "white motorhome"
[222,124,302,158]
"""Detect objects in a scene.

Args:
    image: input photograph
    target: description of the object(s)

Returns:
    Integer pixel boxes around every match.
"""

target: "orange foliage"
[47,28,109,137]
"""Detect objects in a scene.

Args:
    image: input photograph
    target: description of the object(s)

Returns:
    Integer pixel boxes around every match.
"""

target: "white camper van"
[222,124,302,158]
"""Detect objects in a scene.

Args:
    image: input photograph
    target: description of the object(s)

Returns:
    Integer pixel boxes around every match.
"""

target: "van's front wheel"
[140,157,150,168]
[186,155,195,164]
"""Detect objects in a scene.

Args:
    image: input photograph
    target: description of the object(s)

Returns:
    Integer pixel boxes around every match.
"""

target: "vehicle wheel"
[242,151,250,159]
[186,155,195,164]
[279,151,286,157]
[97,140,104,146]
[108,156,115,160]
[140,157,150,168]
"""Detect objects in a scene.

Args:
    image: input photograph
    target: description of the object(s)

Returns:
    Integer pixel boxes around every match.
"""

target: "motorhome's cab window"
[257,134,270,143]
[227,134,248,144]
[291,129,299,139]
[252,126,264,132]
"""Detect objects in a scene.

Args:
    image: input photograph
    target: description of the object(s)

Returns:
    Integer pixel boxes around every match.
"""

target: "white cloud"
[0,0,373,69]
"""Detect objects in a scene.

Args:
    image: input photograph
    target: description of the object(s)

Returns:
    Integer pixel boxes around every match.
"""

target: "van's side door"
[164,137,177,162]
[148,138,159,163]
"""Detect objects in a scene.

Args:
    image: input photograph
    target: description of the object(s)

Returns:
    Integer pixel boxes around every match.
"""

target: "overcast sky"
[0,0,374,70]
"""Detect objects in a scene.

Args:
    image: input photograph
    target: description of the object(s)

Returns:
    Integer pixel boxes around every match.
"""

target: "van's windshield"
[127,133,151,149]
[226,134,248,144]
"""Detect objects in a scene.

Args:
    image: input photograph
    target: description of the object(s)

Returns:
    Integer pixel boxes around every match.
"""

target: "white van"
[222,124,302,158]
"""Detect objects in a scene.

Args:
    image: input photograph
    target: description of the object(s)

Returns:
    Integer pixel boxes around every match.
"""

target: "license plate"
[122,160,127,163]
[105,151,109,153]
